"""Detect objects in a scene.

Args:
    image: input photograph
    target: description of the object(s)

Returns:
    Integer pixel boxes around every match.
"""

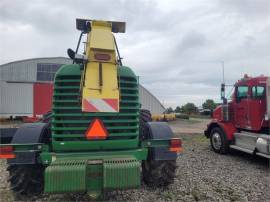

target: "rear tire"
[139,109,152,140]
[139,109,177,187]
[142,160,177,187]
[210,127,229,154]
[7,164,44,198]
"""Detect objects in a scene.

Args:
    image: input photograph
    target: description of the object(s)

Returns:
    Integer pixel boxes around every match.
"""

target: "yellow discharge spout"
[82,20,120,112]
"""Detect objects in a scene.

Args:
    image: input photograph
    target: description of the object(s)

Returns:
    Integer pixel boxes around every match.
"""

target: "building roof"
[0,57,165,114]
[0,57,71,67]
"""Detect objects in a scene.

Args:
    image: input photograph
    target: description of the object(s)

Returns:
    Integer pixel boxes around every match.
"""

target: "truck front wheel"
[139,109,177,187]
[210,127,229,154]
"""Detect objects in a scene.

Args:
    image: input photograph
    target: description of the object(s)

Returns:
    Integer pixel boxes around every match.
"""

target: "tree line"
[166,99,217,115]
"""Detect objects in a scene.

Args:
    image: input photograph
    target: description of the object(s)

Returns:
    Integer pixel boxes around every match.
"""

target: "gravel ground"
[0,119,269,201]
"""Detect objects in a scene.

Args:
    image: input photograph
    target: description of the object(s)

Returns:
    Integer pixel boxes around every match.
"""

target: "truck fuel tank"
[255,134,270,158]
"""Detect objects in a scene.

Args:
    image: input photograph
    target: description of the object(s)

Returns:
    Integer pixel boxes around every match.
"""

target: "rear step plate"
[229,145,253,154]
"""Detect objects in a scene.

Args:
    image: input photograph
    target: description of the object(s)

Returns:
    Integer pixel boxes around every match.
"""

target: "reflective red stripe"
[83,99,99,112]
[82,98,118,112]
[103,99,118,111]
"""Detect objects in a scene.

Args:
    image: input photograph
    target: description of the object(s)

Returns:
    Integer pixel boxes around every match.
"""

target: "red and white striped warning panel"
[82,98,119,112]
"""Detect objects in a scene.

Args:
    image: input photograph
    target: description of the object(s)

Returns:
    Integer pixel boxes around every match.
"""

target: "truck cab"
[206,75,270,158]
[231,75,268,132]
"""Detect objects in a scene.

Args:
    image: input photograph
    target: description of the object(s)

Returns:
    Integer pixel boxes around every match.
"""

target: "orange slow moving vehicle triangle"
[85,119,108,140]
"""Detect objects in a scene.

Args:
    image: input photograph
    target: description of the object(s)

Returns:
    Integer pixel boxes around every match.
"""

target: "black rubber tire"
[210,127,229,154]
[7,164,44,198]
[41,111,52,123]
[142,160,177,187]
[139,109,152,140]
[139,109,177,187]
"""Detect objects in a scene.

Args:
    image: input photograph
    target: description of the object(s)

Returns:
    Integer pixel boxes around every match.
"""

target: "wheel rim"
[212,132,222,150]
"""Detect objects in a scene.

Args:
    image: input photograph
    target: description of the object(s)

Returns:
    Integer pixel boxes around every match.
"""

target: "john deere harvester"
[0,19,182,199]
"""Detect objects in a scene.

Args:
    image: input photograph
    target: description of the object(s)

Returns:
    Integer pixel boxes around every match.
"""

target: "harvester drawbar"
[0,19,182,199]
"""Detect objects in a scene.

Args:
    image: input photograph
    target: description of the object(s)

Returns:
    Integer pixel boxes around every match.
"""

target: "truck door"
[234,86,250,129]
[249,86,266,131]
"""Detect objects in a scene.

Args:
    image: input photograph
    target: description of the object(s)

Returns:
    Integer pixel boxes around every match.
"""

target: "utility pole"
[221,61,225,83]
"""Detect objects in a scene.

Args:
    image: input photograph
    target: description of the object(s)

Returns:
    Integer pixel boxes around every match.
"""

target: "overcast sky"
[1,0,269,108]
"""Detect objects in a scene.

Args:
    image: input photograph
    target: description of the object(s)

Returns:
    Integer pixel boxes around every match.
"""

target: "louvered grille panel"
[52,71,139,142]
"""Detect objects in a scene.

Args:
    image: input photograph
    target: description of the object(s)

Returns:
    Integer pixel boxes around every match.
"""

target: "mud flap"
[7,123,50,165]
[146,122,177,160]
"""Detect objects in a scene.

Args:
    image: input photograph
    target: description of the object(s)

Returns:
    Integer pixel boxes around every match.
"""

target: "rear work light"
[0,146,15,159]
[94,53,111,61]
[169,139,182,153]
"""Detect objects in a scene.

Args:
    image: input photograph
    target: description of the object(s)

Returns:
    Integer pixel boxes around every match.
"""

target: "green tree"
[202,99,217,111]
[165,107,174,113]
[181,103,198,115]
[174,106,181,113]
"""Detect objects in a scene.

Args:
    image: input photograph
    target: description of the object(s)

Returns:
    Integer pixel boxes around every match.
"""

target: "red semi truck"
[205,75,270,158]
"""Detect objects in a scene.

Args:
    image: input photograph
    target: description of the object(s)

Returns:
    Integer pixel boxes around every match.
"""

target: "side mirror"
[67,48,75,60]
[67,48,87,64]
[221,83,227,104]
[221,83,225,99]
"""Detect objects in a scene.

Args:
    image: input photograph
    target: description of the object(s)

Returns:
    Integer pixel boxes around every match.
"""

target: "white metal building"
[139,85,165,114]
[0,57,165,117]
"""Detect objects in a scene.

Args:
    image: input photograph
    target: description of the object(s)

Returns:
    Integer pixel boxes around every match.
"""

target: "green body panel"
[1,139,172,165]
[45,159,87,193]
[39,138,173,165]
[2,135,175,196]
[44,63,142,196]
[0,64,177,196]
[44,157,140,195]
[103,158,140,189]
[52,139,139,152]
[52,64,140,152]
[86,160,103,198]
[40,149,148,165]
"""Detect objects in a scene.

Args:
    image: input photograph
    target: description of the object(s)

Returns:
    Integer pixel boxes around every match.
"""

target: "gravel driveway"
[0,119,269,201]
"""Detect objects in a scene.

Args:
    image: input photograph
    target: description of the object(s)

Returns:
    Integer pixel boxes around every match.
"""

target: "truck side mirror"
[221,83,227,104]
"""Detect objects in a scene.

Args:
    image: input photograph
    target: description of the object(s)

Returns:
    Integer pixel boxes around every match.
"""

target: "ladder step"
[229,145,254,154]
[256,152,270,159]
[234,132,258,151]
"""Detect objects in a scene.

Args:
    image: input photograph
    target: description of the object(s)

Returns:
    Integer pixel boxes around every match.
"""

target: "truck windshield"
[236,86,248,101]
[252,86,265,98]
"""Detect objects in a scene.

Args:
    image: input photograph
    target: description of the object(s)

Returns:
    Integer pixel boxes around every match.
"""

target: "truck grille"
[52,65,139,150]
